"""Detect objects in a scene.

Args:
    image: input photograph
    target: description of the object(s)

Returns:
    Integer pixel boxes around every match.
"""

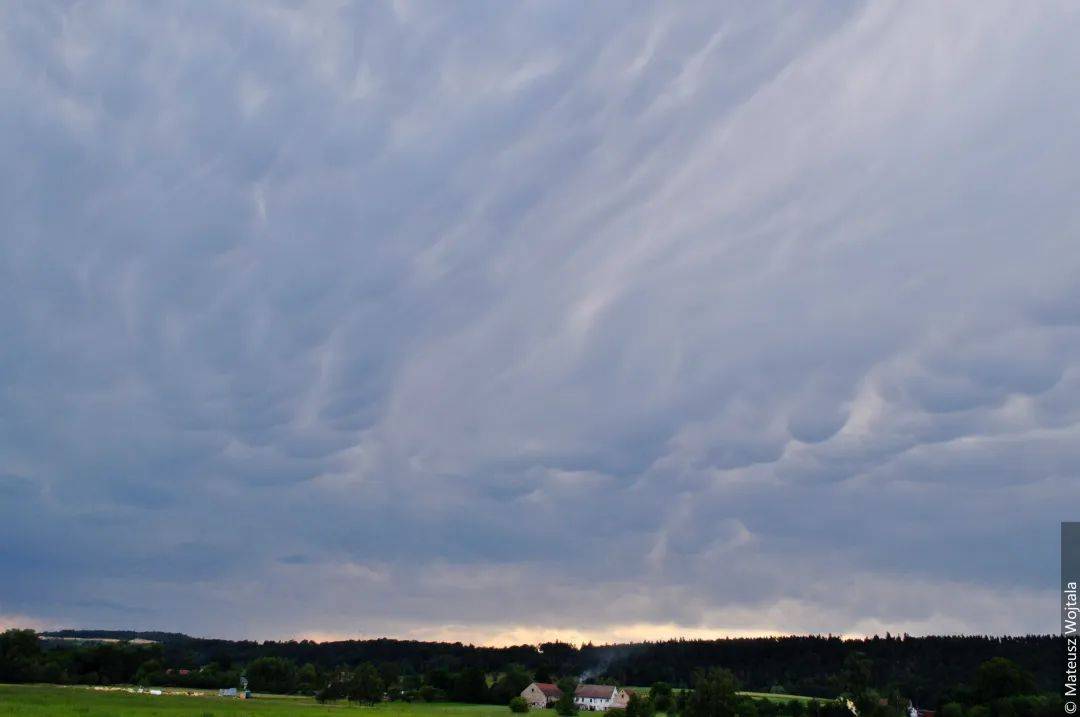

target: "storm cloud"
[1,0,1079,642]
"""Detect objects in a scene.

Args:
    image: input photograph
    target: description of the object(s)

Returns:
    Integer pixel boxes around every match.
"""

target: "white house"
[520,683,632,712]
[576,685,633,711]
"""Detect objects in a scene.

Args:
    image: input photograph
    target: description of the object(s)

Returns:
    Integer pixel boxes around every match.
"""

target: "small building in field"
[522,683,563,709]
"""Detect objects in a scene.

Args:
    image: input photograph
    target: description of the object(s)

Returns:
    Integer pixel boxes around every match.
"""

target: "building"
[522,683,563,709]
[520,683,632,712]
[574,684,624,711]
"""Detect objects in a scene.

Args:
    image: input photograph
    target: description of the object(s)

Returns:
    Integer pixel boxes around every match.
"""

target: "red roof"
[533,683,563,698]
[575,685,617,699]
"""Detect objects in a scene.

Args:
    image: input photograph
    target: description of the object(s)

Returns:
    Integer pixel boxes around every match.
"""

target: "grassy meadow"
[0,685,513,717]
[735,693,819,704]
[0,683,824,717]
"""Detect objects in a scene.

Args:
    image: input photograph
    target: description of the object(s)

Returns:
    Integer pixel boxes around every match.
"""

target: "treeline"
[8,630,1063,708]
[621,662,1063,717]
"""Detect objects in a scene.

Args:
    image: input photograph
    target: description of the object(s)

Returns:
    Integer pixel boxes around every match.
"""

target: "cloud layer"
[2,0,1079,642]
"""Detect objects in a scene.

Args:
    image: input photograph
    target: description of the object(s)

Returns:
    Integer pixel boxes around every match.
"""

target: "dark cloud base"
[1,0,1078,640]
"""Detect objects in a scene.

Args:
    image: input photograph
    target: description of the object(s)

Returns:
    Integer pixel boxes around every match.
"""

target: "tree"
[973,659,1036,701]
[736,699,758,717]
[556,678,580,716]
[316,681,346,703]
[627,692,657,717]
[556,693,579,716]
[0,629,42,681]
[298,662,320,694]
[841,653,873,698]
[245,656,298,694]
[348,662,385,704]
[684,668,740,717]
[511,696,530,713]
[453,666,491,704]
[493,664,535,705]
[651,683,675,713]
[379,661,402,687]
[557,673,583,712]
[757,698,779,717]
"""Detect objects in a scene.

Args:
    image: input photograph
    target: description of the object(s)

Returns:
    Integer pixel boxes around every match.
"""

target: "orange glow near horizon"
[291,623,827,647]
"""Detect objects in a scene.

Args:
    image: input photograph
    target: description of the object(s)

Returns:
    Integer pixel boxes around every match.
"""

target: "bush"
[651,683,675,714]
[556,692,578,716]
[511,697,530,713]
[736,699,759,717]
[627,693,656,717]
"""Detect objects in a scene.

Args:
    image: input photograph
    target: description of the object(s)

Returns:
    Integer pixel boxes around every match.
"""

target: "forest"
[0,630,1060,709]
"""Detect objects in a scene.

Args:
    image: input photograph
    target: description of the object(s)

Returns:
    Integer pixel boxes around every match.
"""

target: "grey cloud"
[1,0,1078,640]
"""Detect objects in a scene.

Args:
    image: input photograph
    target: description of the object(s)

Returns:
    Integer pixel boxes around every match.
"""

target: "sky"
[2,1,1079,646]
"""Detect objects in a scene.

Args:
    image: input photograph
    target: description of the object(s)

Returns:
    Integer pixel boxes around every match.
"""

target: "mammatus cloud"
[1,0,1078,642]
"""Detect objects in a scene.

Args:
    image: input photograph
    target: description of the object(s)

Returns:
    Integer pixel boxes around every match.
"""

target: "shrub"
[627,693,656,717]
[511,697,530,713]
[556,692,578,716]
[651,683,675,714]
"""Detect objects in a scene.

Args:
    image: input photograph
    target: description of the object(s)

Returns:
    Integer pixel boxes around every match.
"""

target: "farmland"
[0,685,511,717]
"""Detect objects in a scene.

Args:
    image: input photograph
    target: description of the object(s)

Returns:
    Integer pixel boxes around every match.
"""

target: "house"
[522,683,563,709]
[521,683,630,711]
[574,684,620,711]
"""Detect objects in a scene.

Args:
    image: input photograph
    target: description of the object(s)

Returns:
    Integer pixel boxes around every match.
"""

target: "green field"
[736,692,820,704]
[627,688,819,704]
[0,684,829,716]
[0,685,513,717]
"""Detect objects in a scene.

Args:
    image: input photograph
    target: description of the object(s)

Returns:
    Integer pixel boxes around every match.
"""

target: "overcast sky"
[2,1,1079,645]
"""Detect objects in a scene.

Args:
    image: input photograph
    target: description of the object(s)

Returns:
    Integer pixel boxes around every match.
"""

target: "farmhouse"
[520,683,632,711]
[522,683,563,709]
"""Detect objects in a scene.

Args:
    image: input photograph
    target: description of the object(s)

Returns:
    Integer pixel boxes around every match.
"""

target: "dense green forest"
[0,629,1062,711]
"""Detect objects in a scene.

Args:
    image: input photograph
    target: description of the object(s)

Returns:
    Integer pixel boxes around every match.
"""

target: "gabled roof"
[575,684,617,699]
[532,683,563,698]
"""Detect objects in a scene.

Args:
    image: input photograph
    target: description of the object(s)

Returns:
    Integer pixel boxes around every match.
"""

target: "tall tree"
[348,662,385,704]
[651,683,675,713]
[973,658,1036,701]
[684,668,740,717]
